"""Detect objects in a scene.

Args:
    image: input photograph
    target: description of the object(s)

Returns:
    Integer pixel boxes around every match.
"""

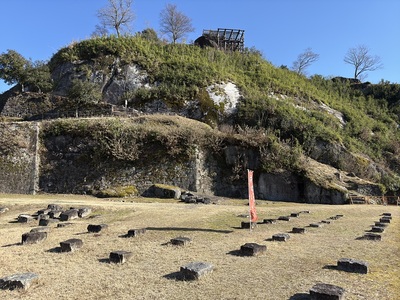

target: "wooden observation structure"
[196,28,245,52]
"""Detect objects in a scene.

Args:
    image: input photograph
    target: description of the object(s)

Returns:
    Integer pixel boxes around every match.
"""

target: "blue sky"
[1,0,399,93]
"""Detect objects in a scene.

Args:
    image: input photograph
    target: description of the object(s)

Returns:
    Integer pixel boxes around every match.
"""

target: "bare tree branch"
[344,45,383,80]
[159,4,194,44]
[291,48,319,75]
[97,0,135,37]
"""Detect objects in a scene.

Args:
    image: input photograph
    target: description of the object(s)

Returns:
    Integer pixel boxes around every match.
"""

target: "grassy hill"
[2,35,400,195]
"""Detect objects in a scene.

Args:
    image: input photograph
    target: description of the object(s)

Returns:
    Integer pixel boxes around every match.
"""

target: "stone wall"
[0,121,361,204]
[0,122,39,194]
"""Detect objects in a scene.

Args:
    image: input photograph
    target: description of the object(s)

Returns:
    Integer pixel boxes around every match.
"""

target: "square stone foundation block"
[290,213,300,217]
[170,237,191,246]
[18,214,35,223]
[241,221,256,229]
[21,232,47,245]
[362,233,381,241]
[57,222,74,228]
[240,243,267,256]
[337,258,368,274]
[310,283,345,300]
[310,223,323,228]
[87,224,108,233]
[109,250,133,264]
[374,222,388,227]
[263,219,277,224]
[127,228,146,237]
[60,239,83,252]
[272,233,290,242]
[39,218,59,226]
[59,209,79,221]
[78,207,92,218]
[292,227,306,234]
[382,212,391,217]
[278,216,291,221]
[371,226,384,233]
[379,217,391,223]
[47,204,63,211]
[0,272,39,291]
[30,227,51,233]
[180,262,214,280]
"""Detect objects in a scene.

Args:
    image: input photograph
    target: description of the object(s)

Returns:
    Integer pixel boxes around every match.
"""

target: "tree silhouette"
[159,4,194,44]
[97,0,135,37]
[344,45,383,81]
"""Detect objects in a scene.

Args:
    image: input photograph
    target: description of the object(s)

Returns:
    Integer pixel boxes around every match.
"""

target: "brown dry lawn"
[0,194,399,300]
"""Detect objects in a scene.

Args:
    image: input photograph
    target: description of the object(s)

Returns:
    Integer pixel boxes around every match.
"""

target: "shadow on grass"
[288,293,310,300]
[46,247,61,253]
[226,249,246,257]
[2,242,21,247]
[163,271,184,281]
[323,264,338,270]
[146,227,233,234]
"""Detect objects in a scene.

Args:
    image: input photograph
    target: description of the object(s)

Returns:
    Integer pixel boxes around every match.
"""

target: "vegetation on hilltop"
[1,34,400,193]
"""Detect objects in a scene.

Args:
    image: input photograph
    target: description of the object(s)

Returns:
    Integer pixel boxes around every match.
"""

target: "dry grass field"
[0,194,399,300]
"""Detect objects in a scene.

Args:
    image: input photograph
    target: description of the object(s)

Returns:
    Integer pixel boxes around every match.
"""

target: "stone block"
[379,217,391,223]
[292,227,306,234]
[0,272,39,290]
[180,262,214,280]
[361,233,381,241]
[49,210,62,218]
[47,204,63,211]
[37,214,50,221]
[321,220,331,224]
[374,222,388,227]
[241,221,256,229]
[310,223,323,228]
[240,243,267,256]
[170,237,191,246]
[30,227,51,233]
[337,258,368,274]
[278,216,291,221]
[0,207,9,214]
[127,228,146,237]
[87,224,108,233]
[310,283,345,300]
[109,250,133,264]
[290,213,300,217]
[57,222,74,228]
[78,207,92,218]
[263,219,277,224]
[382,212,391,217]
[21,232,47,245]
[60,239,83,252]
[37,208,51,215]
[272,233,290,242]
[17,214,34,223]
[371,226,384,233]
[59,209,79,221]
[39,218,59,226]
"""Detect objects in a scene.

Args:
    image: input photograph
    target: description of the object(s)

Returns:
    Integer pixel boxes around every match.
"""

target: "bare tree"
[344,45,383,81]
[159,3,194,44]
[97,0,135,37]
[291,48,319,75]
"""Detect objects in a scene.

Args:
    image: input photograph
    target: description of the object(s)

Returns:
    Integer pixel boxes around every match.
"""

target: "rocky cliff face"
[0,119,383,204]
